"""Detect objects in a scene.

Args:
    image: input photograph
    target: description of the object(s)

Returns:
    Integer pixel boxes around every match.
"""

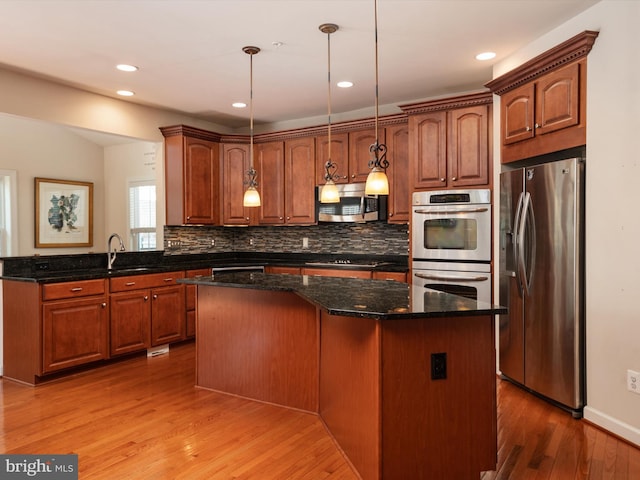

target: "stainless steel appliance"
[316,183,387,223]
[412,260,492,306]
[499,157,585,417]
[412,189,491,263]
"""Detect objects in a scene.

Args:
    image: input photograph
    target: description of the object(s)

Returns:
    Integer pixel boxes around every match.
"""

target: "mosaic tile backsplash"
[164,222,409,256]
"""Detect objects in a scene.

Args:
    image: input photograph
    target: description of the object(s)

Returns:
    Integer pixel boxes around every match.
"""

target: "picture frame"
[35,177,94,248]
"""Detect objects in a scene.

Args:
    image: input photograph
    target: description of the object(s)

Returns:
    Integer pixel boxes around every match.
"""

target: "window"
[0,170,18,256]
[128,181,156,251]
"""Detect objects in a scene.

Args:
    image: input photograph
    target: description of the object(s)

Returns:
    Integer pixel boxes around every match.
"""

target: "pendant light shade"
[242,46,261,207]
[319,23,341,204]
[365,0,390,195]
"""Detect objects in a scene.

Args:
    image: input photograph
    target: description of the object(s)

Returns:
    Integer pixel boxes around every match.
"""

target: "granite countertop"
[180,271,506,320]
[0,251,408,283]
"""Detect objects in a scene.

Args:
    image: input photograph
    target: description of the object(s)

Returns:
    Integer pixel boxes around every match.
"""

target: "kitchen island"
[182,272,506,480]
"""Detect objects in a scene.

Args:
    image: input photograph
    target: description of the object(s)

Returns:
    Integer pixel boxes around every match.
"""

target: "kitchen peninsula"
[183,272,506,480]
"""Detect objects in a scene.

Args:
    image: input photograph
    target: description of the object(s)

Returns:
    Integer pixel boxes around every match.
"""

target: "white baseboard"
[583,406,640,447]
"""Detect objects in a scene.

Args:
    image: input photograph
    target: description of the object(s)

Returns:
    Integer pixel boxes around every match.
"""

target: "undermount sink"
[107,267,155,274]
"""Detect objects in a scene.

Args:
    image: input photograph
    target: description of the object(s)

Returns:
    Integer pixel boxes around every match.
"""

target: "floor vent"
[147,344,169,357]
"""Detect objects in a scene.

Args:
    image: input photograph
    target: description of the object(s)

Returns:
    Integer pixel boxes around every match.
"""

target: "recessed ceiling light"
[116,64,138,72]
[232,102,247,108]
[475,52,496,61]
[337,81,353,88]
[117,90,135,97]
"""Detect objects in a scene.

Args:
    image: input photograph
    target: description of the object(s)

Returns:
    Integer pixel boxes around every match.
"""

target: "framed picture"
[35,178,94,248]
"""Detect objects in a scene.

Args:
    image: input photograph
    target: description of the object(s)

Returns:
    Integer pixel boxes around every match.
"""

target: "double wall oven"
[412,189,492,305]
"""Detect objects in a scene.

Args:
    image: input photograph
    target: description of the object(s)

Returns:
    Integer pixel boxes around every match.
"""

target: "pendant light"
[365,0,390,195]
[242,46,261,207]
[319,23,340,204]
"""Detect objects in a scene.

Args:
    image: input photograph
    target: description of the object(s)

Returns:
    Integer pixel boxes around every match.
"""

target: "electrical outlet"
[211,239,215,246]
[627,370,640,394]
[431,352,447,380]
[302,237,309,249]
[249,238,254,246]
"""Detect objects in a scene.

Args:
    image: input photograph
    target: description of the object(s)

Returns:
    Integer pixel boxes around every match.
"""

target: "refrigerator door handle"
[517,192,536,296]
[513,192,525,293]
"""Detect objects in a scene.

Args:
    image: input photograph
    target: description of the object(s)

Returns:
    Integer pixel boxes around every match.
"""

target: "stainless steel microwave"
[316,183,387,223]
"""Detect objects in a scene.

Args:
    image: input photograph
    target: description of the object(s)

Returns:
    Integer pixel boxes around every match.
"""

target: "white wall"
[0,114,106,256]
[492,0,640,446]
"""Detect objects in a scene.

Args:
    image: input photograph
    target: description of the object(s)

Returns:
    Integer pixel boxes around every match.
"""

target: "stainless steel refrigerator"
[499,157,585,418]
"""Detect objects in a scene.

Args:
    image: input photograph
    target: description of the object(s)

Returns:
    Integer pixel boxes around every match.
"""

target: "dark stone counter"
[0,251,408,283]
[180,271,505,320]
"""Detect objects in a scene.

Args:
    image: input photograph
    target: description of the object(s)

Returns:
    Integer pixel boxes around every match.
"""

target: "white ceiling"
[0,0,599,131]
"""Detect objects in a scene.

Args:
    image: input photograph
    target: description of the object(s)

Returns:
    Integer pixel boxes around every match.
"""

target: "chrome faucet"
[107,233,126,270]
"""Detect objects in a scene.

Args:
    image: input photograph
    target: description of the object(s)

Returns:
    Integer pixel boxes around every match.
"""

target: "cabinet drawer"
[110,271,185,292]
[42,279,107,301]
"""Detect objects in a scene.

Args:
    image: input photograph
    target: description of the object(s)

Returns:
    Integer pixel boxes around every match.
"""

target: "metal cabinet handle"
[144,296,149,301]
[101,302,107,308]
[451,177,457,181]
[153,294,158,300]
[534,123,540,129]
[525,126,531,132]
[70,287,83,292]
[163,278,173,282]
[125,282,136,286]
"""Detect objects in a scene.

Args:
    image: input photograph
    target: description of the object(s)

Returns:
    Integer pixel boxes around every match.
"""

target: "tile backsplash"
[164,222,409,256]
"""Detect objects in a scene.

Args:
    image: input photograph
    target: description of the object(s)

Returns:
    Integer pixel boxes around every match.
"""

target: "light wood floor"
[1,341,638,479]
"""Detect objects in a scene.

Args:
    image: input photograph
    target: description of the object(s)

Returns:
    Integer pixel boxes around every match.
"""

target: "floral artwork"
[35,178,93,247]
[48,193,80,233]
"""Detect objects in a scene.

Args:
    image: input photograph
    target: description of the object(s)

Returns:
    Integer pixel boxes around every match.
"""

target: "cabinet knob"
[439,178,446,182]
[451,177,457,181]
[101,302,107,308]
[245,217,250,221]
[389,212,394,217]
[153,294,158,300]
[144,295,149,301]
[280,217,284,220]
[534,123,540,129]
[286,216,290,220]
[186,216,191,221]
[351,174,356,178]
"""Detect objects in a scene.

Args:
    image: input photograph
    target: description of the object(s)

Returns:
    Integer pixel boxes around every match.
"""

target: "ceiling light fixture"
[116,64,138,72]
[337,81,353,88]
[476,51,496,61]
[232,102,247,108]
[242,46,261,208]
[365,0,390,195]
[319,23,340,204]
[116,90,135,97]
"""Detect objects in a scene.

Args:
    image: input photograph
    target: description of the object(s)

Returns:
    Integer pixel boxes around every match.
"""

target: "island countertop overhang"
[179,271,506,320]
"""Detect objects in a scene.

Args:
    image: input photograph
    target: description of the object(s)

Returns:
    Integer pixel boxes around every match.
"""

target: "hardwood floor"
[1,341,638,479]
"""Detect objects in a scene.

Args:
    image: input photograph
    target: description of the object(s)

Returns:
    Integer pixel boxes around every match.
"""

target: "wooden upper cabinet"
[222,143,255,225]
[315,132,349,185]
[161,126,221,225]
[404,94,491,191]
[385,123,410,223]
[349,128,381,183]
[285,137,316,224]
[256,141,286,224]
[448,105,489,188]
[409,111,447,189]
[486,31,598,163]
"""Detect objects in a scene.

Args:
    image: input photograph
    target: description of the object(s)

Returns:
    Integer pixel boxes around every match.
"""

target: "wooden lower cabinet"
[42,295,109,374]
[301,267,372,279]
[264,266,301,275]
[110,291,151,356]
[151,285,186,345]
[372,271,407,282]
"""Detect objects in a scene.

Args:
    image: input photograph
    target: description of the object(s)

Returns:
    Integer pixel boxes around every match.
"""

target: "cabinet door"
[265,266,301,275]
[222,144,253,225]
[316,132,349,185]
[448,105,489,188]
[502,83,535,145]
[349,128,381,183]
[409,112,447,189]
[535,62,580,136]
[285,137,316,224]
[110,290,151,356]
[256,141,286,224]
[385,124,410,223]
[186,268,210,338]
[42,296,109,373]
[184,137,220,224]
[151,285,186,346]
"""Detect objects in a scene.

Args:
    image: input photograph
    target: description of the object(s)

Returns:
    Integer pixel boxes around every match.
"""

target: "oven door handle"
[414,272,489,282]
[413,207,489,215]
